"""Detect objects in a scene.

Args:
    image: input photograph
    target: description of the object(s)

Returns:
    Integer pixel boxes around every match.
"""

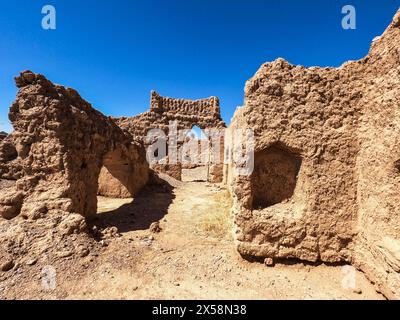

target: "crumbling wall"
[0,71,148,221]
[0,135,19,179]
[230,58,360,263]
[227,9,400,298]
[117,91,224,139]
[0,132,7,141]
[352,11,400,299]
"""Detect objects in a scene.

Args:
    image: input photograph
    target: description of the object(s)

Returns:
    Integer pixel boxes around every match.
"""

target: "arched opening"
[97,147,149,199]
[251,143,302,209]
[190,125,208,141]
[181,125,209,182]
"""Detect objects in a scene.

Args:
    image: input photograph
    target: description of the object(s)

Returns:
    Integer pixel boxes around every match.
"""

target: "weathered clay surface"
[0,71,148,220]
[0,132,7,141]
[228,10,400,298]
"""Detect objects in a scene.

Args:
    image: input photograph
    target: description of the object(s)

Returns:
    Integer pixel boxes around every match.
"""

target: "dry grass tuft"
[196,189,233,239]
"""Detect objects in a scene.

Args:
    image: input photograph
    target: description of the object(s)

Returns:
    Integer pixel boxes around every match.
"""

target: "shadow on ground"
[93,181,175,234]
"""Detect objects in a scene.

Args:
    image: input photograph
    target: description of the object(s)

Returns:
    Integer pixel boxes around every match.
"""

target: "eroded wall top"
[116,91,225,139]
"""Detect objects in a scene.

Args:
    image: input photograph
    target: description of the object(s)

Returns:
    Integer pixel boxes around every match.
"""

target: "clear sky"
[0,0,399,132]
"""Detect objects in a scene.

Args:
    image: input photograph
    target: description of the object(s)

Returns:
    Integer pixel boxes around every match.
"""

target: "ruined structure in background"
[227,10,400,299]
[98,91,225,196]
[0,71,149,221]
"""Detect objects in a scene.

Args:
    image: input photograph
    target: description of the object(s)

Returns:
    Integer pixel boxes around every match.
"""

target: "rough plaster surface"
[227,10,400,298]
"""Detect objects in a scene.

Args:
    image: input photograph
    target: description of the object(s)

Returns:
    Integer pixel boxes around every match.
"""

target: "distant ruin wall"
[116,91,225,139]
[150,91,221,118]
[104,91,226,186]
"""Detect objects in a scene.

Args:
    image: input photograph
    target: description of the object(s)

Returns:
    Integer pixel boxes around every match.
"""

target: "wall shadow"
[92,181,175,234]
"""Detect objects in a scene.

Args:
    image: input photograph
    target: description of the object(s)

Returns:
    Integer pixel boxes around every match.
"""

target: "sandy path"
[60,180,383,300]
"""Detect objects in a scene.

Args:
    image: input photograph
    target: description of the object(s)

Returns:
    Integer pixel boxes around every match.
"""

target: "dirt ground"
[0,172,384,300]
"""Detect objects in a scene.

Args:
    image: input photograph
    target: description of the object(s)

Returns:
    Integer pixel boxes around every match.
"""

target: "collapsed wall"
[228,10,400,298]
[117,91,225,138]
[0,71,148,221]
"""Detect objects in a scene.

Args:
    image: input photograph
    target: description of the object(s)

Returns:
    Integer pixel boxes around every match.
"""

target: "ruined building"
[0,71,149,220]
[227,10,400,299]
[0,9,399,299]
[100,91,225,195]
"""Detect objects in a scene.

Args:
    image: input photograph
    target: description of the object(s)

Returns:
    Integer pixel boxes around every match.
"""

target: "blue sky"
[0,0,399,132]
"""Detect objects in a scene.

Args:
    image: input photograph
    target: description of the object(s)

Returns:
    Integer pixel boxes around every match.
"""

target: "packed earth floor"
[0,171,383,300]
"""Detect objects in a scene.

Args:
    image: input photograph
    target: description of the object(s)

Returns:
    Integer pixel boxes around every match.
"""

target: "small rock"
[57,250,73,258]
[264,257,274,266]
[353,288,362,294]
[78,248,90,258]
[150,222,162,233]
[59,214,87,236]
[148,235,154,241]
[100,240,109,247]
[1,260,14,272]
[91,225,99,235]
[101,226,119,239]
[26,258,38,266]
